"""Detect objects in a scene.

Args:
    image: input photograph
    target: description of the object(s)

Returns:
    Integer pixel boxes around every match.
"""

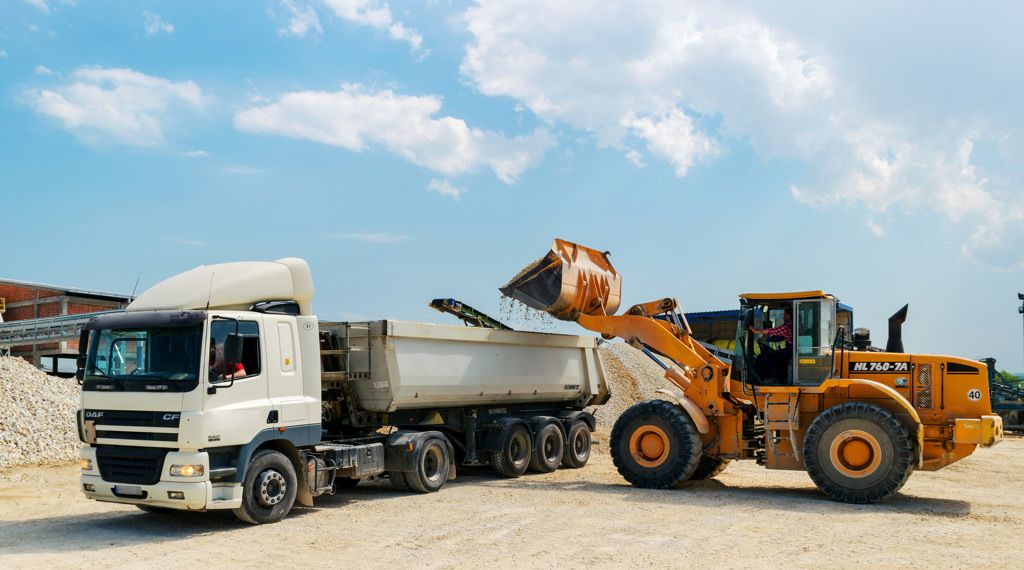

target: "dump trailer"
[503,239,1003,503]
[76,258,608,524]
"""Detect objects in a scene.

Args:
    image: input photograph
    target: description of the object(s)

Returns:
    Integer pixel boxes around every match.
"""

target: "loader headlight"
[170,464,204,477]
[80,458,93,471]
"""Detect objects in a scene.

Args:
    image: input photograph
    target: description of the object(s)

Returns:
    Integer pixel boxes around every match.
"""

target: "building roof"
[739,290,835,301]
[0,277,130,302]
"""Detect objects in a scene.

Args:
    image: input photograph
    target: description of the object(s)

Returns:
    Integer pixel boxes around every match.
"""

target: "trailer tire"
[803,402,914,504]
[561,420,592,469]
[488,423,532,477]
[528,422,564,473]
[233,449,298,525]
[404,436,450,493]
[688,456,730,481]
[611,399,701,489]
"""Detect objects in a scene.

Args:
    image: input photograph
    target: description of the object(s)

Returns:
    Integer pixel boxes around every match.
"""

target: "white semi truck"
[76,258,609,524]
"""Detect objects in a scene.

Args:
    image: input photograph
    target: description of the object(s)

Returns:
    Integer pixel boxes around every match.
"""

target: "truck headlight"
[80,458,93,471]
[170,464,204,477]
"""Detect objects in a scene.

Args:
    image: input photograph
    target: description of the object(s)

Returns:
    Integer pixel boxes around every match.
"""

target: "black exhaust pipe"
[886,304,909,353]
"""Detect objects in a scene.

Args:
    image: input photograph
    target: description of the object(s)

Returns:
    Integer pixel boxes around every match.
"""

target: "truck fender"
[385,430,457,480]
[483,417,529,453]
[527,415,564,437]
[654,387,710,434]
[818,377,925,468]
[557,410,597,432]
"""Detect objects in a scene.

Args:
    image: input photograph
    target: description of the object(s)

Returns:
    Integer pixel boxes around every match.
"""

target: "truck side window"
[209,320,261,380]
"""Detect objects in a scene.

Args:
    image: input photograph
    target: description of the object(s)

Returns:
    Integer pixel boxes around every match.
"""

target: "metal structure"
[428,298,513,330]
[0,310,122,349]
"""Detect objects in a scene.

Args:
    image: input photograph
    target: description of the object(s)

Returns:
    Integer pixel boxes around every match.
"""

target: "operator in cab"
[748,308,792,384]
[209,338,246,380]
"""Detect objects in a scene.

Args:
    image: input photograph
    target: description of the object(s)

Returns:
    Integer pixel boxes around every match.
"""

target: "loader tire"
[688,456,731,481]
[803,402,914,504]
[561,420,592,469]
[488,423,532,478]
[528,422,564,473]
[611,399,702,489]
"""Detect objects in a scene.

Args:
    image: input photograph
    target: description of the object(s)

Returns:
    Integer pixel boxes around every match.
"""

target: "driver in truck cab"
[748,308,792,383]
[209,339,246,380]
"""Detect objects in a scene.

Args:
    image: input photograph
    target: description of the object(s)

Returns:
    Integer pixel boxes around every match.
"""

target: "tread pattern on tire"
[489,424,531,478]
[610,399,702,489]
[561,421,592,469]
[232,449,298,525]
[528,422,564,473]
[802,401,915,504]
[688,456,731,480]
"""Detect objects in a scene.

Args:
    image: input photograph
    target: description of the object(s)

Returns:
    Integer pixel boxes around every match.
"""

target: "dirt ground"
[1,437,1021,569]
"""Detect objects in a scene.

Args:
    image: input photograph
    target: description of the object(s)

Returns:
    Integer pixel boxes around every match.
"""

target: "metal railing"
[0,310,124,347]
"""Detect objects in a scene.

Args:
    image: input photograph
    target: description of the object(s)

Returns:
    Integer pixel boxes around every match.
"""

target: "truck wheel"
[488,423,532,477]
[561,420,592,469]
[233,450,298,525]
[688,456,730,480]
[528,422,564,473]
[803,402,914,504]
[404,436,450,493]
[611,399,702,489]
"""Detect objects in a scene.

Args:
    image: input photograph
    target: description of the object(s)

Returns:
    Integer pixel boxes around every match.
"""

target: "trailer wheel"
[803,402,914,504]
[489,423,532,477]
[528,422,564,473]
[561,420,592,469]
[233,449,298,525]
[611,400,701,489]
[688,456,730,481]
[404,436,450,493]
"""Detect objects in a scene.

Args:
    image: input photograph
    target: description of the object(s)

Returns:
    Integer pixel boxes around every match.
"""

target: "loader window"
[794,300,835,385]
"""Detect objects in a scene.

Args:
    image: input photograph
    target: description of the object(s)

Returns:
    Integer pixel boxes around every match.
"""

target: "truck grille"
[915,364,933,409]
[96,445,168,485]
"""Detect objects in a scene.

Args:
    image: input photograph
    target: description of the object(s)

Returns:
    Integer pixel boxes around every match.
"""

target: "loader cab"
[737,291,838,387]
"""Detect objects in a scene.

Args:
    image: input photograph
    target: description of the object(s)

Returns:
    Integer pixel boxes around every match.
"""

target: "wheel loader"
[501,239,1004,503]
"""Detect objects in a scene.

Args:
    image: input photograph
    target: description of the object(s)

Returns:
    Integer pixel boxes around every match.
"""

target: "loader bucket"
[500,239,622,321]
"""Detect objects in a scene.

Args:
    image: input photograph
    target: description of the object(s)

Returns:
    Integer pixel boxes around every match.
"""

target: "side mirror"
[224,333,244,368]
[75,329,89,384]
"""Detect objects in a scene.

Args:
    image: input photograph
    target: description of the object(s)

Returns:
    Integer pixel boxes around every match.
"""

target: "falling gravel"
[0,357,80,470]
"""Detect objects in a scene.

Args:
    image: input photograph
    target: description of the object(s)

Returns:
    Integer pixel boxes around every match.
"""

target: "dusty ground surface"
[0,437,1020,569]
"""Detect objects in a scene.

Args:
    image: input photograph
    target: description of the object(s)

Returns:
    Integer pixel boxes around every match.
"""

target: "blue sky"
[2,1,1023,370]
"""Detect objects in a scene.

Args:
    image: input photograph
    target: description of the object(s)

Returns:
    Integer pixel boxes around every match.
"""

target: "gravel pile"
[0,357,81,470]
[592,342,671,444]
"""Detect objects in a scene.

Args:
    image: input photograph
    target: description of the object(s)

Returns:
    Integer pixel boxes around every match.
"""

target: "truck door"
[794,299,836,385]
[203,318,271,440]
[263,314,308,423]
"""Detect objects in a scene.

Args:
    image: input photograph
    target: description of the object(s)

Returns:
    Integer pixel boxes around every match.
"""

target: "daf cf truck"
[76,258,609,524]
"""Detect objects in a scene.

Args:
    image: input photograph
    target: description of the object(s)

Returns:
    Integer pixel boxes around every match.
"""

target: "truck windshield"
[83,325,203,391]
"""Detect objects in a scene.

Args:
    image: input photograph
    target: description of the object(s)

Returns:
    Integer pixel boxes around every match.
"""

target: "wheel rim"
[573,429,590,459]
[543,433,559,462]
[256,469,287,507]
[629,424,670,468]
[423,445,444,483]
[828,429,883,478]
[510,432,529,466]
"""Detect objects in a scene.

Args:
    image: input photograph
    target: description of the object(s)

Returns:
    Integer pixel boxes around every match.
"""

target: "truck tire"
[611,399,702,489]
[803,402,914,504]
[528,422,564,473]
[488,423,532,477]
[404,436,450,493]
[561,420,592,469]
[688,456,730,481]
[233,449,298,525]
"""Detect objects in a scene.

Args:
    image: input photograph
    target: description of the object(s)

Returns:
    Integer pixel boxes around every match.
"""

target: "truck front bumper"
[79,447,242,511]
[953,414,1004,447]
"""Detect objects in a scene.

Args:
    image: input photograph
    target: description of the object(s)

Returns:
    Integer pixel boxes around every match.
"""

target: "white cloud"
[427,179,462,200]
[278,0,322,38]
[625,150,645,168]
[235,83,553,183]
[459,0,1023,265]
[321,0,423,51]
[223,164,264,174]
[866,220,885,238]
[336,232,409,243]
[182,149,209,158]
[0,48,7,60]
[25,66,207,146]
[144,11,174,35]
[33,65,53,75]
[24,0,49,13]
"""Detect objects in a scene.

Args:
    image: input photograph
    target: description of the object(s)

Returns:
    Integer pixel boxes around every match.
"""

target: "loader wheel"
[611,399,702,489]
[689,456,731,481]
[561,420,592,469]
[233,450,297,525]
[529,422,565,473]
[803,402,914,504]
[488,423,532,477]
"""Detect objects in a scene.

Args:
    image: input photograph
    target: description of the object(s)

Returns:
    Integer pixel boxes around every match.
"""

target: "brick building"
[0,278,130,365]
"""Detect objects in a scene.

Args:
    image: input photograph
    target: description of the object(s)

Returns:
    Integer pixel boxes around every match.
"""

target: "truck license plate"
[114,484,144,497]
